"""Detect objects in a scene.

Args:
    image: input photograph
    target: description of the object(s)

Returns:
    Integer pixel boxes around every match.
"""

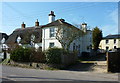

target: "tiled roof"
[103,34,120,39]
[41,19,81,31]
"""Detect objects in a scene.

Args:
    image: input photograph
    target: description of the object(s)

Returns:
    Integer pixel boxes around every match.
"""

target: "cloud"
[102,25,118,36]
[101,9,118,36]
[108,9,118,24]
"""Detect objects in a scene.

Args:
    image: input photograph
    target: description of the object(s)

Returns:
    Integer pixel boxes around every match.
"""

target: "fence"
[107,51,120,72]
[61,53,78,66]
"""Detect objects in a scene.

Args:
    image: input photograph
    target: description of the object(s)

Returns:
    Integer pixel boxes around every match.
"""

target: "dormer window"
[31,34,35,47]
[17,36,21,44]
[31,34,35,42]
[50,28,55,37]
[1,37,5,44]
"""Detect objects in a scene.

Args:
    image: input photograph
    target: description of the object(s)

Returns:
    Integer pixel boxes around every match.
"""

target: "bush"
[45,47,66,64]
[10,46,31,62]
[81,52,90,57]
[30,49,46,63]
[10,46,46,63]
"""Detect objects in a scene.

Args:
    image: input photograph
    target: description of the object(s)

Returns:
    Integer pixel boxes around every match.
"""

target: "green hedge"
[10,46,31,62]
[30,49,46,63]
[45,47,68,64]
[10,46,46,63]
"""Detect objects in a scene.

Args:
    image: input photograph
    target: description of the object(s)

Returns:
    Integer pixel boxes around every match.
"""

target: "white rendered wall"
[42,27,62,51]
[99,38,120,50]
[35,43,42,49]
[81,30,92,52]
[42,26,92,56]
[49,16,55,23]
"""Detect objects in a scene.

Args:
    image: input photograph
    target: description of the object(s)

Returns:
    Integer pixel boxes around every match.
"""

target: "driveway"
[66,54,107,73]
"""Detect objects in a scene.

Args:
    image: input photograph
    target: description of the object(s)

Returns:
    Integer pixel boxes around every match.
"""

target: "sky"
[0,2,119,37]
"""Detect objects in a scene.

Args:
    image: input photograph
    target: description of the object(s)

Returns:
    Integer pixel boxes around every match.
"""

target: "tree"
[55,24,84,51]
[92,27,102,51]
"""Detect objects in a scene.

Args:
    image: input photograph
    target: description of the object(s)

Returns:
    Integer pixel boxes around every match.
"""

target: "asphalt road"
[1,65,119,82]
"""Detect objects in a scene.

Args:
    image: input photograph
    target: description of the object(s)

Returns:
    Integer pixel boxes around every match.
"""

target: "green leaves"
[92,27,103,51]
[45,47,65,64]
[10,47,31,62]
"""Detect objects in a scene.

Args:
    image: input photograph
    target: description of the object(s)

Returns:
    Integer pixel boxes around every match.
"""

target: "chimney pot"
[35,19,39,27]
[21,22,25,29]
[81,22,87,33]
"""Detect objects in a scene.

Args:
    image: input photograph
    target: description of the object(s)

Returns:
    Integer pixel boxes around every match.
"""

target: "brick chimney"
[35,19,39,27]
[21,22,25,29]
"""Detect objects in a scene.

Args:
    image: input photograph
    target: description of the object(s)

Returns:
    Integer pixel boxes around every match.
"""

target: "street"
[1,65,119,82]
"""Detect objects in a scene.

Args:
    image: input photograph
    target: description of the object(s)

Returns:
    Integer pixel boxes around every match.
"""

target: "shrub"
[30,49,46,63]
[10,46,46,63]
[10,46,31,62]
[81,52,90,57]
[45,47,65,64]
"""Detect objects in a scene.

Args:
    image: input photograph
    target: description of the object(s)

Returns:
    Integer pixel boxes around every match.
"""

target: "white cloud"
[102,25,118,36]
[108,9,118,24]
[101,9,118,36]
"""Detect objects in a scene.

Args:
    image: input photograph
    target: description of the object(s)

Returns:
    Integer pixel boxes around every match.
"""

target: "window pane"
[50,33,54,37]
[73,43,75,51]
[50,28,55,37]
[49,43,54,48]
[50,28,54,32]
[114,39,116,44]
[106,40,109,44]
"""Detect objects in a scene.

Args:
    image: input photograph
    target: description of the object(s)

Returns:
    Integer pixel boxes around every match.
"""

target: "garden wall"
[8,60,64,69]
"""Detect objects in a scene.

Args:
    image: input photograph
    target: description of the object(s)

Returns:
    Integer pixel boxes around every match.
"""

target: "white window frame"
[49,28,55,38]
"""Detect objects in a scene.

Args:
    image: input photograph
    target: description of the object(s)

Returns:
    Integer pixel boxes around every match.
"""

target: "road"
[1,65,119,82]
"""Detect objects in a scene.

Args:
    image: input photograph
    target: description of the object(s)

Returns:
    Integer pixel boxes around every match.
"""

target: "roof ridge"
[58,19,63,24]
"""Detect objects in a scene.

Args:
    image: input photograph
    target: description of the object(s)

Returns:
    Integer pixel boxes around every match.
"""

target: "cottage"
[99,34,120,51]
[0,33,9,59]
[5,20,42,50]
[5,11,92,56]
